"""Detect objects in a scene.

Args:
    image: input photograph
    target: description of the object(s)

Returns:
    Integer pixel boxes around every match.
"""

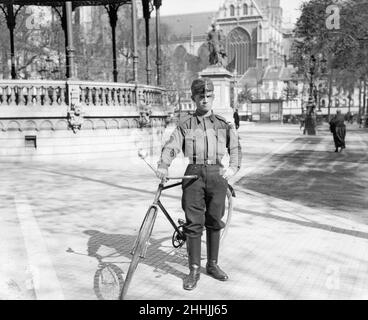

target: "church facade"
[161,0,293,120]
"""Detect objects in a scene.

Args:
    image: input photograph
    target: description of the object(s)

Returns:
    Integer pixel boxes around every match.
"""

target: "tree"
[0,6,61,79]
[292,0,368,119]
[237,85,254,104]
[282,81,299,102]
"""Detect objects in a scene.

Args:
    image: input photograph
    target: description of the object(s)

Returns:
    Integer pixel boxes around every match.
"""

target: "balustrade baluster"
[122,89,126,105]
[32,86,37,106]
[52,87,57,106]
[10,86,16,105]
[105,88,110,106]
[100,88,104,106]
[0,87,4,106]
[26,87,32,106]
[80,87,86,105]
[47,87,53,105]
[92,88,97,106]
[111,89,116,106]
[88,87,93,106]
[41,86,44,106]
[122,89,126,106]
[120,89,125,106]
[60,87,65,105]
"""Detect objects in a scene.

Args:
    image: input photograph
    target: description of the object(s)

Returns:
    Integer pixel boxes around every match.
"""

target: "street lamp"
[119,44,134,83]
[38,59,48,80]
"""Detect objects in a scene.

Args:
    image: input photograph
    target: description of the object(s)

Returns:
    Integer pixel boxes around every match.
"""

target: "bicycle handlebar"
[165,175,198,180]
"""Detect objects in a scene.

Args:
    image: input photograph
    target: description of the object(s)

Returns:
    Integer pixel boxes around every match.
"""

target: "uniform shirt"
[158,111,242,171]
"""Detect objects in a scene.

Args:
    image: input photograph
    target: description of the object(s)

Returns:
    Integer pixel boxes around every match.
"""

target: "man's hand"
[222,167,236,180]
[156,167,168,180]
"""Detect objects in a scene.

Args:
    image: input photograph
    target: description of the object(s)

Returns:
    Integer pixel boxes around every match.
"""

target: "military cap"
[191,78,214,96]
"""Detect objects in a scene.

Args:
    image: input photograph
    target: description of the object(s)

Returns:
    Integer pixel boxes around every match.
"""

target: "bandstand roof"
[0,0,131,7]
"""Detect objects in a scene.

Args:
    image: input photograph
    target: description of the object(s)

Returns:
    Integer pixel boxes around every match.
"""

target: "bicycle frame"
[130,180,185,259]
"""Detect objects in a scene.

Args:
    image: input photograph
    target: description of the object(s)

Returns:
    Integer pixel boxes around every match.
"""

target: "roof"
[263,65,300,82]
[161,12,217,40]
[238,67,264,88]
[263,66,282,81]
[279,66,299,81]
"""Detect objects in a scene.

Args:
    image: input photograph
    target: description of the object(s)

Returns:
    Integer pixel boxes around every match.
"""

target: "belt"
[189,159,219,165]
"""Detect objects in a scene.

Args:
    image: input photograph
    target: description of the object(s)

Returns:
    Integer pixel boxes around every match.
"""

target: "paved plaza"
[0,122,368,300]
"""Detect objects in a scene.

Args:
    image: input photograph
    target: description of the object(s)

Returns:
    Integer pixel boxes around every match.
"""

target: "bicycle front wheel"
[119,206,157,300]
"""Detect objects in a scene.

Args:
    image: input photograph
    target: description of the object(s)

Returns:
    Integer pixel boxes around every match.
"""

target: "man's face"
[192,91,214,114]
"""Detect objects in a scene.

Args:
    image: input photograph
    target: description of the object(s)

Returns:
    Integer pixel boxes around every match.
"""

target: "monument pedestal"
[199,66,234,123]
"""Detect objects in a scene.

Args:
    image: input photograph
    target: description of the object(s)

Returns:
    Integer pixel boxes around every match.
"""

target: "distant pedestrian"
[329,109,346,152]
[233,109,240,130]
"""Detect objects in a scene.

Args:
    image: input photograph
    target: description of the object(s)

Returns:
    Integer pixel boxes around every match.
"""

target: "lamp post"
[119,45,134,83]
[303,54,317,135]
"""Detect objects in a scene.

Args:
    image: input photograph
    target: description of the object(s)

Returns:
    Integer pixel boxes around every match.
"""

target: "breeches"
[181,164,228,238]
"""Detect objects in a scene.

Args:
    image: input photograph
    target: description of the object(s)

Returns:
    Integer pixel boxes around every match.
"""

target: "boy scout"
[156,78,242,290]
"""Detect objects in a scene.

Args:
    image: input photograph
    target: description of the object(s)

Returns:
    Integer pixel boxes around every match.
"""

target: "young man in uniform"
[156,78,242,290]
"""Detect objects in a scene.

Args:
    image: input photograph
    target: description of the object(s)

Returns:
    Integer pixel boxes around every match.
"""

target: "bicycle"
[119,150,236,300]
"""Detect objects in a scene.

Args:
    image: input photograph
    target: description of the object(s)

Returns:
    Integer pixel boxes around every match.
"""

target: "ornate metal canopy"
[0,0,131,7]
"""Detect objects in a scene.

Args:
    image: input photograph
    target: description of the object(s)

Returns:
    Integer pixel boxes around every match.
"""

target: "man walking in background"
[329,109,346,152]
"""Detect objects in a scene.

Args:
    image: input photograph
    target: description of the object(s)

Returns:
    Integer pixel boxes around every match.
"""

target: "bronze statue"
[207,23,227,66]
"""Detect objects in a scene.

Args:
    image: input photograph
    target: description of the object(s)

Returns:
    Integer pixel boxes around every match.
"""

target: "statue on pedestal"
[207,23,227,67]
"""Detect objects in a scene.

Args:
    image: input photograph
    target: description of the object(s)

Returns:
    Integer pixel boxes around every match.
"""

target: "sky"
[160,0,304,26]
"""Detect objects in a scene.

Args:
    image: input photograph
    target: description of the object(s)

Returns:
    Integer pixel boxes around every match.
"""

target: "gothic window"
[230,4,235,16]
[226,27,251,75]
[243,4,248,15]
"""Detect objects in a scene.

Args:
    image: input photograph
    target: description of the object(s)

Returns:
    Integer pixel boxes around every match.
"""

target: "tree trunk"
[358,80,362,123]
[327,69,333,121]
[363,79,367,117]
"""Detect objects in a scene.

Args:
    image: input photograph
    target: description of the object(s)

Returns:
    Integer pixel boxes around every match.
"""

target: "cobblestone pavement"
[0,122,367,300]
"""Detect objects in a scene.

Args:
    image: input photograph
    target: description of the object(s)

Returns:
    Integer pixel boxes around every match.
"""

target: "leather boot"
[183,236,201,290]
[206,229,229,281]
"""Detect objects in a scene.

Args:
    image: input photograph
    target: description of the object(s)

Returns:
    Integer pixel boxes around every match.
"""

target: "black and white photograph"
[0,0,367,303]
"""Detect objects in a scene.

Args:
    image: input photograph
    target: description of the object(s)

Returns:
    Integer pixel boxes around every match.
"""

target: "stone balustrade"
[0,80,168,134]
[0,80,166,108]
[0,80,67,107]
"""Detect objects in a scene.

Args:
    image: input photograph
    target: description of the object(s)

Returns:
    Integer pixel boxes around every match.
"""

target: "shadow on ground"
[238,134,368,221]
[68,230,190,300]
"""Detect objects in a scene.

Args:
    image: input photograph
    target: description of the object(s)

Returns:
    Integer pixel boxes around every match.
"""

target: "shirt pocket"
[184,132,194,158]
[216,128,227,158]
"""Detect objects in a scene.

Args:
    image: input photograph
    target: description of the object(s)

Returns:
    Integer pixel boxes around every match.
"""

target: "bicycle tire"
[119,206,157,300]
[220,187,233,242]
[94,263,124,300]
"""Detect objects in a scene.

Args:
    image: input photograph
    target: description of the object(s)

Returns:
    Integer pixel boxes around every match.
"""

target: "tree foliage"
[292,0,368,101]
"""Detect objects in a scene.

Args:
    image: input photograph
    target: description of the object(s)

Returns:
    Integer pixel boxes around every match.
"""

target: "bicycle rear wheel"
[119,206,157,300]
